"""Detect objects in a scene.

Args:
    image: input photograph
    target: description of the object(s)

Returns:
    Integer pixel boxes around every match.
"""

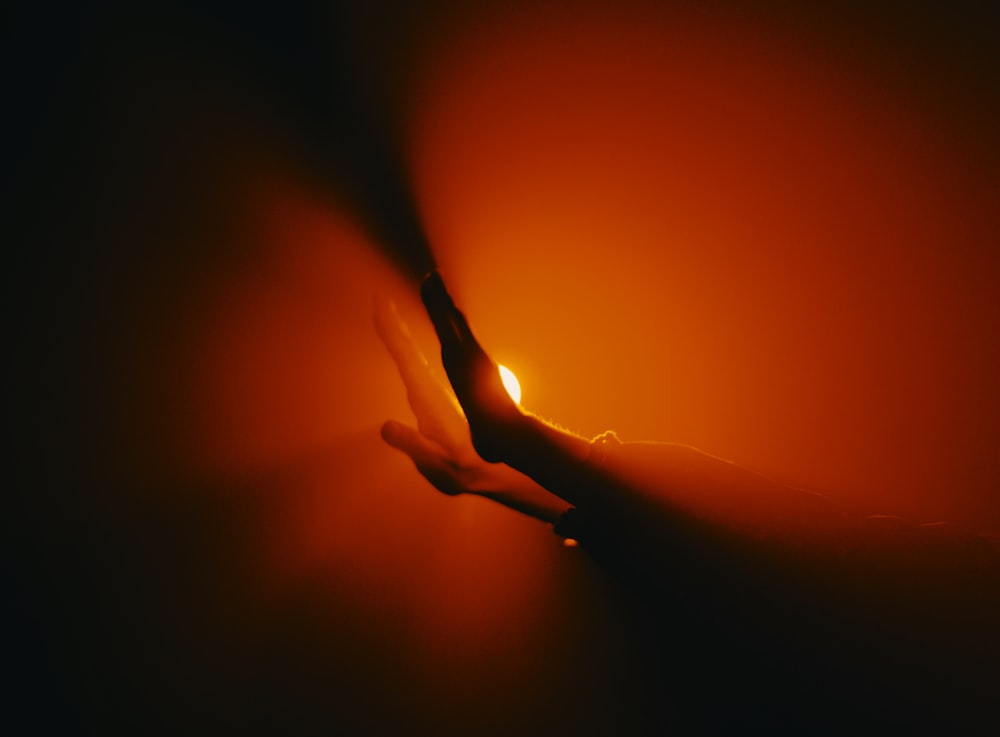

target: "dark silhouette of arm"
[380,271,1000,732]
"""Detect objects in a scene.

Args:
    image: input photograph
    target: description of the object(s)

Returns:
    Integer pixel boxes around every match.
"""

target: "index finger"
[373,292,428,374]
[421,271,479,356]
[373,293,465,425]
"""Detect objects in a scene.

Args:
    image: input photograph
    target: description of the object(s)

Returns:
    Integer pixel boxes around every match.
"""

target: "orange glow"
[179,170,561,674]
[186,182,400,477]
[409,5,1000,527]
[46,4,996,733]
[145,12,997,709]
[498,364,522,405]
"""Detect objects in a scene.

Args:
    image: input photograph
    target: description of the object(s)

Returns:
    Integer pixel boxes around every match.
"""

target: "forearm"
[500,414,603,508]
[473,461,571,523]
[600,441,850,548]
[502,417,849,555]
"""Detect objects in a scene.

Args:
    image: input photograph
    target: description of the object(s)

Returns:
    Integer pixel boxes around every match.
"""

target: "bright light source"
[498,364,521,405]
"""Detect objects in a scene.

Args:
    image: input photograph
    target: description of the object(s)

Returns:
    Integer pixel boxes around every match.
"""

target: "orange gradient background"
[408,5,999,527]
[13,1,998,733]
[184,4,996,729]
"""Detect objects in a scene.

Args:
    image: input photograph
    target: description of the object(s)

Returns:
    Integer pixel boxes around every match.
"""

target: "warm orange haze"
[8,1,998,735]
[184,7,998,727]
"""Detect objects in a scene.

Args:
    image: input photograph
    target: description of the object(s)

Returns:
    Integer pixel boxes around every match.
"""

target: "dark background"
[5,1,998,734]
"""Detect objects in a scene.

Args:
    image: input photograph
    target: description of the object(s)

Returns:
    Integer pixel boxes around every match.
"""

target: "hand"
[420,272,527,463]
[375,292,569,522]
[375,293,487,494]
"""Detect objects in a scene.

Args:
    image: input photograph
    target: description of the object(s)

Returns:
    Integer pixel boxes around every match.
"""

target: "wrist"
[468,405,533,465]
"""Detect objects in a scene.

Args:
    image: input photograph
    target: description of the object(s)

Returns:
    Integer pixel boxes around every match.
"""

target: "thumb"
[380,420,465,496]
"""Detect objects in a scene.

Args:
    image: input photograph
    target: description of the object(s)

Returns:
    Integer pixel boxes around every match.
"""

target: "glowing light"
[498,364,521,405]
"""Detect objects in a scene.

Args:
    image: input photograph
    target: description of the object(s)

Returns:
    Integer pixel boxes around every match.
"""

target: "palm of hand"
[375,295,493,495]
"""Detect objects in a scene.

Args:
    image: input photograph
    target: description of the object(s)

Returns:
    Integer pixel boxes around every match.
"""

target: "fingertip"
[380,421,436,467]
[421,270,442,290]
[420,270,452,311]
[380,420,402,446]
[422,271,474,352]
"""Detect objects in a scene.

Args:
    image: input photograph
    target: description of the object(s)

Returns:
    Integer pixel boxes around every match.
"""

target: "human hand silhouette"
[375,290,567,521]
[419,271,527,464]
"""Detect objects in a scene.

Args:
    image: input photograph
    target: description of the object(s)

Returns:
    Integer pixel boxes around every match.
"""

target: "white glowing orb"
[498,364,521,405]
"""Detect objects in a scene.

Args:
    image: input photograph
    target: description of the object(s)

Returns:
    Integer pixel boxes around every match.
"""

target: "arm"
[418,271,848,552]
[378,273,1000,724]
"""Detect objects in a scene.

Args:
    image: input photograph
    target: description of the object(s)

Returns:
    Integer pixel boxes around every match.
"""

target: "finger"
[381,419,440,459]
[420,272,495,398]
[421,271,477,353]
[373,293,430,381]
[374,294,464,430]
[380,420,463,496]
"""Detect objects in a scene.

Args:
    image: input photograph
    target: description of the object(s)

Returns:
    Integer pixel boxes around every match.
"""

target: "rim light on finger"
[498,364,522,405]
